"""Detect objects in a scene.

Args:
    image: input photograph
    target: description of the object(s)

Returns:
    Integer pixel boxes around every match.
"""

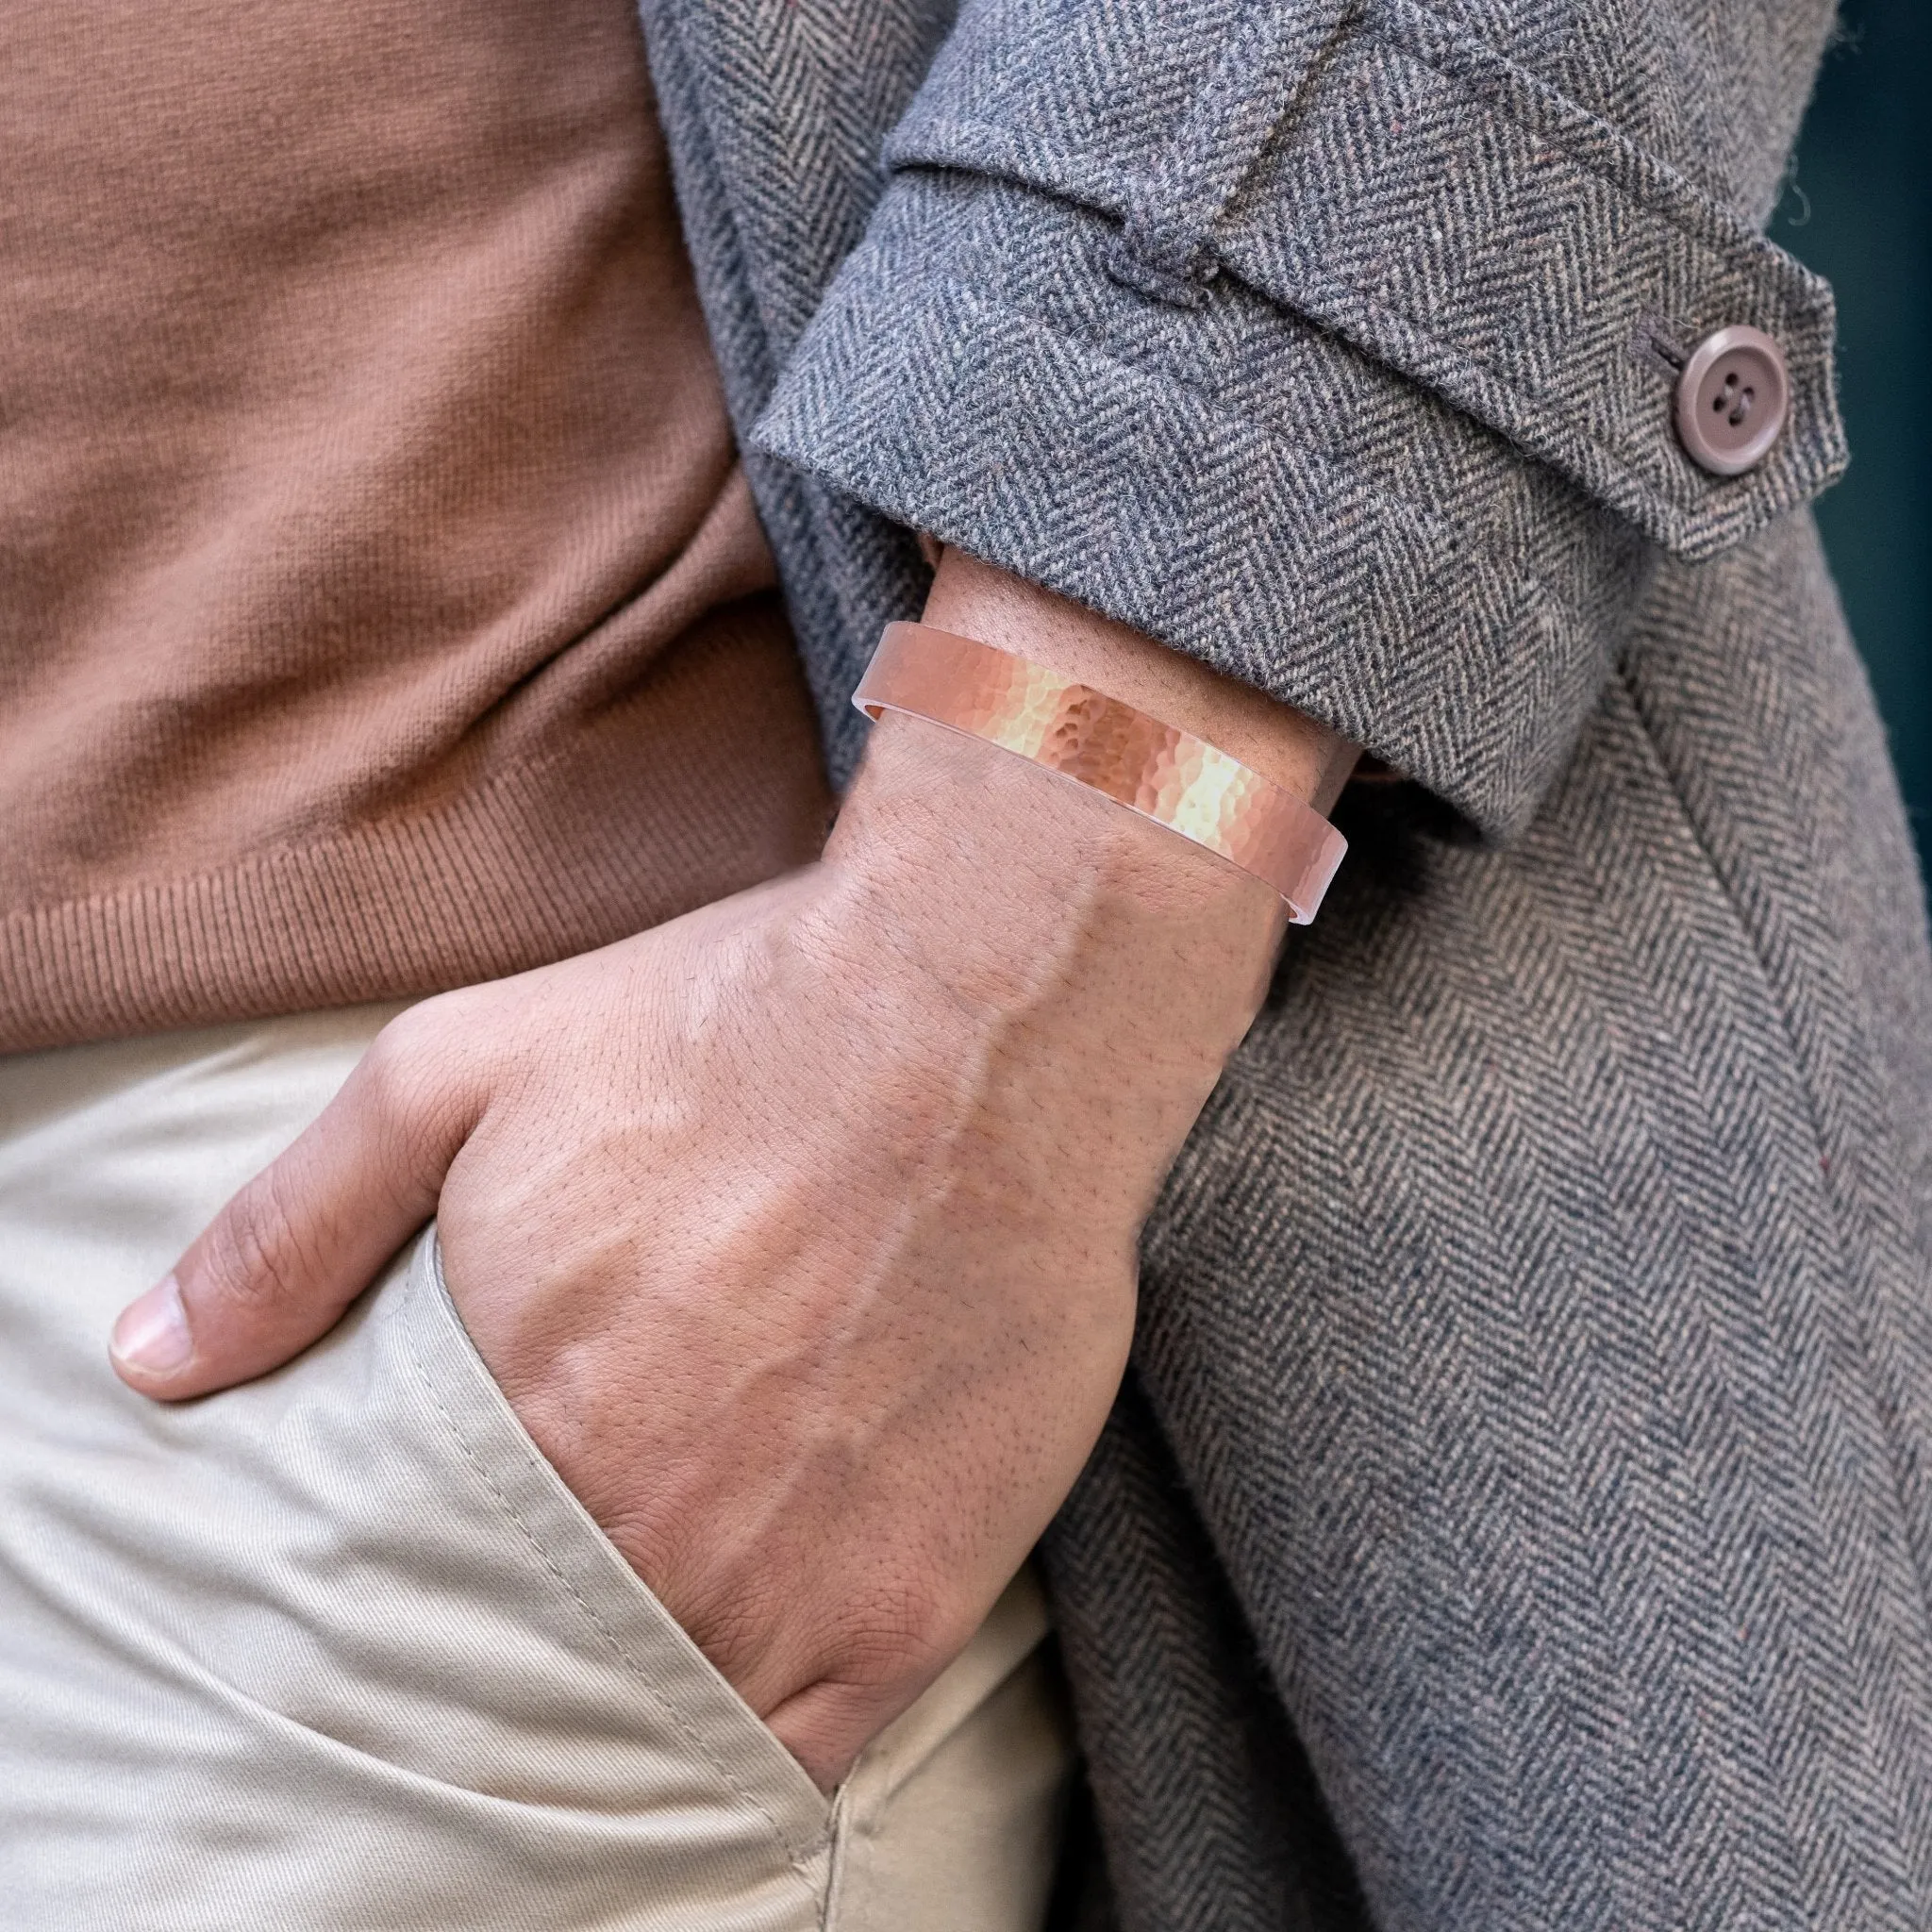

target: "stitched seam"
[398,1305,829,1883]
[900,112,1801,523]
[1245,252,1708,511]
[890,0,1833,521]
[1616,658,1932,1662]
[1118,0,1352,276]
[1343,2,1826,502]
[866,272,1569,626]
[1614,663,1834,1186]
[1373,0,1770,258]
[895,104,1783,280]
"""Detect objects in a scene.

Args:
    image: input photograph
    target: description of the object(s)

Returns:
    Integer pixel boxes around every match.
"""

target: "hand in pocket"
[110,711,1286,1788]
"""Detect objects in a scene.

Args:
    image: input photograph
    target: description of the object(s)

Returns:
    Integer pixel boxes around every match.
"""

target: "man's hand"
[109,556,1353,1788]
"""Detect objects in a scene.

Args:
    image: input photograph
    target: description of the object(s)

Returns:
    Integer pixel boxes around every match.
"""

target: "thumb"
[110,1014,480,1401]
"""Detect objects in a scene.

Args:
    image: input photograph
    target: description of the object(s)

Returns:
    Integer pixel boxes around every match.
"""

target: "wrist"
[920,547,1359,813]
[794,562,1355,1219]
[823,706,1284,1000]
[803,710,1285,1227]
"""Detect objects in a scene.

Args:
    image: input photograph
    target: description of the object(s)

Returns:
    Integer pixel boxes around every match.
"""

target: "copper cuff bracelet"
[853,623,1347,924]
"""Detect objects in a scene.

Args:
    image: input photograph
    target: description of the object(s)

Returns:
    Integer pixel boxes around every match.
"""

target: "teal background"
[1775,0,1931,878]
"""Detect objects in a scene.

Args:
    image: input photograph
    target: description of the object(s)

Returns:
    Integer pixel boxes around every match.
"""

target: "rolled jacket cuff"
[755,170,1649,842]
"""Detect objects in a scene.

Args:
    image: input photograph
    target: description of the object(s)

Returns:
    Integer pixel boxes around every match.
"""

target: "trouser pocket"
[407,1236,1077,1932]
[0,1226,833,1932]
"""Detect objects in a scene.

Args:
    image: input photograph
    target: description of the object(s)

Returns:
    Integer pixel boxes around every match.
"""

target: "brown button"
[1674,325,1790,477]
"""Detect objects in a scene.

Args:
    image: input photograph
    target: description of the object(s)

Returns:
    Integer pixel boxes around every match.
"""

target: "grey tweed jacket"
[636,1,1932,1924]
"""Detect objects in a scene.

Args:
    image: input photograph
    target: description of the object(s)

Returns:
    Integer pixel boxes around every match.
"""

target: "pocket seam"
[397,1251,832,1884]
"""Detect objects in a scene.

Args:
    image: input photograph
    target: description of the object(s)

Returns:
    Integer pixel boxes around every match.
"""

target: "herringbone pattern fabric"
[1042,1375,1371,1931]
[742,0,1845,834]
[756,174,1650,837]
[638,0,944,787]
[877,0,1843,558]
[1052,513,1932,1929]
[639,0,1932,1924]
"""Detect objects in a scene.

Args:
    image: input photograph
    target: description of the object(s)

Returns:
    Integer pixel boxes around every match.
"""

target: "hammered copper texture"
[854,624,1346,923]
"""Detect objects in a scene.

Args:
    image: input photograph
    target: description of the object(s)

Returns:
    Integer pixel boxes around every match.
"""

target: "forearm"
[818,547,1361,1245]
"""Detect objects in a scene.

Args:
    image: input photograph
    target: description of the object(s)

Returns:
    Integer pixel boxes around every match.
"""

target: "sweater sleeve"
[746,0,1846,839]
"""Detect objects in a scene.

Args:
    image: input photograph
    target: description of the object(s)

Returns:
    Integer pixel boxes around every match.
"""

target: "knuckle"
[825,1572,965,1690]
[358,994,487,1146]
[357,1006,441,1115]
[196,1166,321,1316]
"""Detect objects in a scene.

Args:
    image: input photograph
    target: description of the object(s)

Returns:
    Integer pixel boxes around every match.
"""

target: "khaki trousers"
[0,1005,1073,1930]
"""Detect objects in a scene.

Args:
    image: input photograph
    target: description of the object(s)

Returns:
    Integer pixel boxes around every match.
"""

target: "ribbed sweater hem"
[0,622,830,1056]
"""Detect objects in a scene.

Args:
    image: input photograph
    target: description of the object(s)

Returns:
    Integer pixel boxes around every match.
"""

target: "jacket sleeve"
[658,0,1847,839]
